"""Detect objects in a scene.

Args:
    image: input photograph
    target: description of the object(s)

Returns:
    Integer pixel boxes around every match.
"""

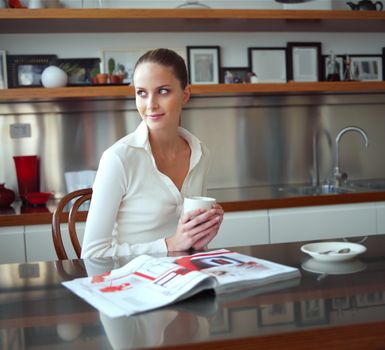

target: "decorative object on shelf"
[176,0,210,8]
[0,183,15,208]
[101,48,148,84]
[248,47,287,83]
[101,48,186,84]
[343,55,354,81]
[28,0,45,8]
[0,50,7,89]
[57,57,100,85]
[7,0,25,8]
[287,42,322,82]
[6,54,57,88]
[186,46,221,85]
[0,0,8,8]
[220,67,249,84]
[348,54,383,81]
[346,0,383,10]
[249,72,259,83]
[13,155,40,200]
[24,191,52,207]
[323,52,344,81]
[41,65,68,88]
[80,0,103,8]
[107,57,124,84]
[383,47,385,80]
[96,73,108,84]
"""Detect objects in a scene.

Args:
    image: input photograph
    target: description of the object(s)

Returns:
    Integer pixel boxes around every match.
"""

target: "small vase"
[0,183,16,208]
[41,66,68,88]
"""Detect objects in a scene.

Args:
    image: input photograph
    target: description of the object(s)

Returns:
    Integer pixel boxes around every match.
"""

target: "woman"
[81,48,224,258]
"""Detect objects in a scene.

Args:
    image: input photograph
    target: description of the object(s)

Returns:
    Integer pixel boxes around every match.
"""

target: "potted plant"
[108,58,125,84]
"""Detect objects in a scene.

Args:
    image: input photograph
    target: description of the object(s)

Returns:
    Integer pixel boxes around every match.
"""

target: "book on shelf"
[63,249,301,318]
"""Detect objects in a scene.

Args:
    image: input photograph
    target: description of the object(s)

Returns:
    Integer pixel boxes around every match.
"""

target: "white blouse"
[81,121,210,258]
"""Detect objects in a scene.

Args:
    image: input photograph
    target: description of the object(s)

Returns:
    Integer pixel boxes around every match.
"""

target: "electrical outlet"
[10,123,31,138]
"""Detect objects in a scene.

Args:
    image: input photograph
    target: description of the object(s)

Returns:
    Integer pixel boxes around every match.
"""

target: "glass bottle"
[326,51,341,81]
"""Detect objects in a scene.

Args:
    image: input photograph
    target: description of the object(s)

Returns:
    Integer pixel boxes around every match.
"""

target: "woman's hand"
[166,204,224,252]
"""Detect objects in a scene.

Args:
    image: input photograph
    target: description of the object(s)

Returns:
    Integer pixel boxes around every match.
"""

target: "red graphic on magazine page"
[91,271,111,283]
[100,282,131,293]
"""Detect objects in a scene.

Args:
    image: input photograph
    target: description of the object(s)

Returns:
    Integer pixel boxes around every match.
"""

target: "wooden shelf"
[1,82,385,102]
[1,9,385,33]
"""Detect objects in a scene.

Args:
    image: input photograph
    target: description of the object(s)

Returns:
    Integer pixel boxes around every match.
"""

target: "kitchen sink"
[353,181,385,191]
[278,184,355,196]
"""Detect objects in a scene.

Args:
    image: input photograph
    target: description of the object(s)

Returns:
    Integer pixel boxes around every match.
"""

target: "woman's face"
[133,62,190,132]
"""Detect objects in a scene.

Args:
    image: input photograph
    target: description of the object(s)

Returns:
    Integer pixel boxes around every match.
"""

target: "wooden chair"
[52,188,92,260]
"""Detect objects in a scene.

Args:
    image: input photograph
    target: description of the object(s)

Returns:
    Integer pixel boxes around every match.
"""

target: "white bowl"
[300,241,367,262]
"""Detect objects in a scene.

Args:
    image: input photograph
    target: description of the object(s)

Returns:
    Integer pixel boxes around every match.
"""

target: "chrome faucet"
[333,126,368,187]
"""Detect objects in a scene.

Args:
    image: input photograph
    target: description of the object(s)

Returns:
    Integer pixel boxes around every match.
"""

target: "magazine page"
[63,254,217,318]
[172,249,301,294]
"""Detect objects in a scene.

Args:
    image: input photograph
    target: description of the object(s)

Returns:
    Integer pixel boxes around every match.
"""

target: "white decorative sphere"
[41,66,68,88]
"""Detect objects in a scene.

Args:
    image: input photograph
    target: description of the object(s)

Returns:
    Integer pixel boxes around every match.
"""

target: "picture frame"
[220,66,249,83]
[331,296,351,312]
[0,50,7,89]
[186,46,220,85]
[349,54,383,81]
[248,47,287,83]
[101,48,186,84]
[355,291,385,308]
[57,58,100,86]
[322,54,345,81]
[210,307,231,334]
[6,54,57,88]
[287,42,322,82]
[258,302,295,327]
[295,299,329,327]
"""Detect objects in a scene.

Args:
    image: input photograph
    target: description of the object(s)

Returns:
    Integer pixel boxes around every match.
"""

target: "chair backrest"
[52,188,92,260]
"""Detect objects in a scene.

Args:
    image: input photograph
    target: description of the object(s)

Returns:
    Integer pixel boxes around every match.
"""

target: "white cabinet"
[0,226,25,264]
[269,203,377,244]
[25,223,86,262]
[376,201,385,234]
[208,210,269,248]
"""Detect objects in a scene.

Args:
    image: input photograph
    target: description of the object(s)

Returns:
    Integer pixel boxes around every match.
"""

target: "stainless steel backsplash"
[1,93,385,198]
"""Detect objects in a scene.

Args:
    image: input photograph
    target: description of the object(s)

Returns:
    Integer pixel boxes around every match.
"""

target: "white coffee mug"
[183,196,216,214]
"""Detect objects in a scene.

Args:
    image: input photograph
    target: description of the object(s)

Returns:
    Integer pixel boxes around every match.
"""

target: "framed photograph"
[101,48,186,84]
[322,54,344,81]
[258,302,295,327]
[6,54,57,88]
[331,296,351,311]
[0,50,7,89]
[57,58,100,86]
[349,55,382,81]
[248,47,287,83]
[220,67,249,83]
[186,46,220,85]
[210,307,231,334]
[295,299,329,327]
[355,291,385,308]
[287,42,322,82]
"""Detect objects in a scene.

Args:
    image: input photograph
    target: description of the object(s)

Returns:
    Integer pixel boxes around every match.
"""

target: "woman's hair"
[133,48,188,89]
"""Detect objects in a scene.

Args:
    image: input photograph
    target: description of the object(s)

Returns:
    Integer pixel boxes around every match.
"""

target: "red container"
[13,155,40,199]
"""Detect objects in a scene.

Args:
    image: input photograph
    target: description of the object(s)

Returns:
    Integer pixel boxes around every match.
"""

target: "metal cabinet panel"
[269,203,377,244]
[0,226,25,264]
[208,210,269,248]
[25,223,85,262]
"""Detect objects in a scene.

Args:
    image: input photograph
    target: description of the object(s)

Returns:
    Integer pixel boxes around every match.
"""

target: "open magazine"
[63,249,301,318]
